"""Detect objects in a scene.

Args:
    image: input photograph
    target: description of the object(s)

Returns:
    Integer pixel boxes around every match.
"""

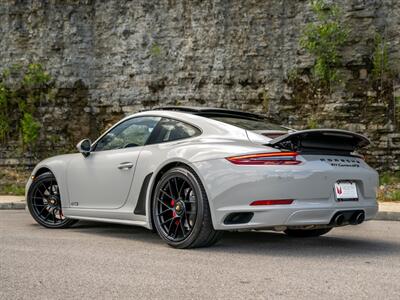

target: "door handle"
[117,162,134,170]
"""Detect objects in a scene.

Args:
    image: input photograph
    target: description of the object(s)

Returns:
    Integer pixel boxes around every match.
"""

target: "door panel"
[67,116,161,209]
[67,148,141,209]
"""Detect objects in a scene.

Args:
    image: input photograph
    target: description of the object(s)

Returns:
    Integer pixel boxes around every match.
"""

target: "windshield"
[207,116,287,131]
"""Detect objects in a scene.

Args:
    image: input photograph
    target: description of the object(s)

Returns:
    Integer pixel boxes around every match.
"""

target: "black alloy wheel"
[27,172,77,228]
[152,166,222,248]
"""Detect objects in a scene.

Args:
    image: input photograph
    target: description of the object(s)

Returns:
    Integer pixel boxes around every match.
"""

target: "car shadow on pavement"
[204,230,400,257]
[64,221,400,257]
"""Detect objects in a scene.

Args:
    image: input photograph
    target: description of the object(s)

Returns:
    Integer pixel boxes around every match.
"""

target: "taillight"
[250,199,294,206]
[226,152,301,165]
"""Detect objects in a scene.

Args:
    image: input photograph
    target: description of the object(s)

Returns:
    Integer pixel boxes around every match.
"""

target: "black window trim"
[91,115,161,152]
[145,116,202,146]
[91,115,202,152]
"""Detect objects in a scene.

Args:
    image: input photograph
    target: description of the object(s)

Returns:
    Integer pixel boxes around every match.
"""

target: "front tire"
[284,228,332,238]
[27,172,77,228]
[152,166,222,249]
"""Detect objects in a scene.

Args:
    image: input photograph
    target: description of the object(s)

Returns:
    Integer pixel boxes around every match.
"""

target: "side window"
[148,118,201,144]
[94,117,161,151]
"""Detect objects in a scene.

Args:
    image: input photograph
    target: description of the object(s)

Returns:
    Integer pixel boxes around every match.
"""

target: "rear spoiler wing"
[266,129,370,154]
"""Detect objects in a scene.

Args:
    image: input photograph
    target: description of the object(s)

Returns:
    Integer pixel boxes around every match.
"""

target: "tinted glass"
[94,117,160,151]
[207,116,287,131]
[148,118,201,144]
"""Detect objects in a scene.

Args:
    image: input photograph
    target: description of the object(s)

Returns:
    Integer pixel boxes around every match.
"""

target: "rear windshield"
[207,116,287,131]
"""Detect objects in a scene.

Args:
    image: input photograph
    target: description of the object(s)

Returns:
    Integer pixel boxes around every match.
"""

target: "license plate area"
[334,181,358,202]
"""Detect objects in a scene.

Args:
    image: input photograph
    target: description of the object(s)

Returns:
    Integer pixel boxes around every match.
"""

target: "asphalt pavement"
[1,210,399,299]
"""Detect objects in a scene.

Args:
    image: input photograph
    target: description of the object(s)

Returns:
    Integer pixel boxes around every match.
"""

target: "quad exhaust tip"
[334,214,345,226]
[333,211,365,226]
[351,211,365,225]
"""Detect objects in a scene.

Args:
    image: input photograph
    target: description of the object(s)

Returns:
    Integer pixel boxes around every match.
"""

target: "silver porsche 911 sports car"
[26,106,378,248]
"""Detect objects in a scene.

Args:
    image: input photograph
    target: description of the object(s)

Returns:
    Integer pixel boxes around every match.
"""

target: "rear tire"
[284,228,332,238]
[27,172,77,229]
[152,166,222,249]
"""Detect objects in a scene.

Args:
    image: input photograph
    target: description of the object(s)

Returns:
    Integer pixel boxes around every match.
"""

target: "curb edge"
[1,204,399,221]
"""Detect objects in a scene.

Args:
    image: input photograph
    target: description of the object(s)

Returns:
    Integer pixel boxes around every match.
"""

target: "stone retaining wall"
[0,0,399,172]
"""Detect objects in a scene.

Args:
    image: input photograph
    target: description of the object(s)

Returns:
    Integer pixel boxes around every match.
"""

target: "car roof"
[152,106,267,120]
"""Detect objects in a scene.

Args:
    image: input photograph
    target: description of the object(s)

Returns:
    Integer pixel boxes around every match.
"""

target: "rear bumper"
[213,204,378,230]
[192,156,379,230]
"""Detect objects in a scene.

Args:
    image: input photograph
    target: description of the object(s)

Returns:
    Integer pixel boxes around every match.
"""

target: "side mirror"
[76,139,92,157]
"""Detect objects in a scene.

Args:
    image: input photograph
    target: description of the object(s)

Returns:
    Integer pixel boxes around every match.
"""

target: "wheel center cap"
[174,201,184,215]
[48,197,57,205]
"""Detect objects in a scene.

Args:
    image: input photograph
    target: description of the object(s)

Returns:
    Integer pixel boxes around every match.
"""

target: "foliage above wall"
[0,63,54,155]
[300,0,348,89]
[372,34,390,81]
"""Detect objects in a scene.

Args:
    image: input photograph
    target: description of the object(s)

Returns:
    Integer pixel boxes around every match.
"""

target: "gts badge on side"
[71,202,79,206]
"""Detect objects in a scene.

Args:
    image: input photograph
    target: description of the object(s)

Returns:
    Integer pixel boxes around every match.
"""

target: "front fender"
[25,153,79,209]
